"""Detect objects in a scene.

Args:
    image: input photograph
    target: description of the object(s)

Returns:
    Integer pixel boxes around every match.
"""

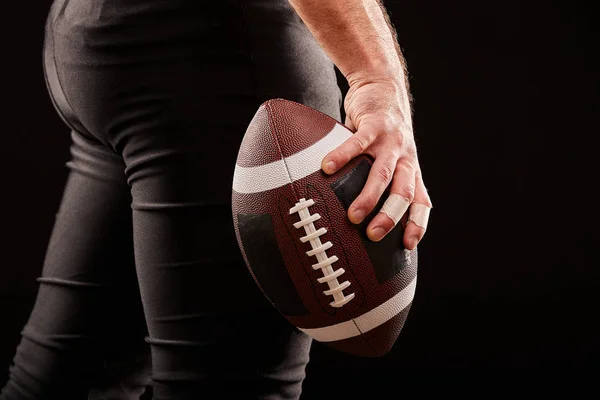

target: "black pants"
[1,0,342,398]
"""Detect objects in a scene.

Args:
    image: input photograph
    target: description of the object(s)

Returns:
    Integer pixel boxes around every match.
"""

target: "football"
[231,98,417,357]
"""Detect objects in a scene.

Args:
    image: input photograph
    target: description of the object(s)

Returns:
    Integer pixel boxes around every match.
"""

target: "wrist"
[345,66,406,91]
[342,49,406,88]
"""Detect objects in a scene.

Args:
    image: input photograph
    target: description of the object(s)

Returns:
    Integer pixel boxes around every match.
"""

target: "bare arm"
[288,0,409,91]
[289,0,432,247]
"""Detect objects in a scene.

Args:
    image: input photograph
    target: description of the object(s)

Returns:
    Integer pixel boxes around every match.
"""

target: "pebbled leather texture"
[235,104,283,168]
[232,99,417,356]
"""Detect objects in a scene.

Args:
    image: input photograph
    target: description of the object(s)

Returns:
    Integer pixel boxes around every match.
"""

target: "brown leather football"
[231,98,417,357]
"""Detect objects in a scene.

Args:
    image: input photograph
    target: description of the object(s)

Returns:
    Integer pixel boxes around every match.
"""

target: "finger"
[403,170,432,250]
[321,125,376,175]
[348,153,399,226]
[365,159,416,242]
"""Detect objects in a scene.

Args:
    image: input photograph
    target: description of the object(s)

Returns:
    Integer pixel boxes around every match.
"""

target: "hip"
[44,0,341,102]
[43,0,342,145]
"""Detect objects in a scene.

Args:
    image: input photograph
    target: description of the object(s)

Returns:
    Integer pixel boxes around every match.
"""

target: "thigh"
[47,1,343,398]
[0,131,148,400]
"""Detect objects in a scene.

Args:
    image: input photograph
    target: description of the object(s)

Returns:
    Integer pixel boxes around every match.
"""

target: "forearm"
[288,0,407,86]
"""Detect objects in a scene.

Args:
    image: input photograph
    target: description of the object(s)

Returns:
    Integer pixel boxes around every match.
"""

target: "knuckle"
[399,182,416,200]
[384,126,404,144]
[395,135,406,150]
[377,164,395,184]
[385,141,403,160]
[385,132,407,159]
[352,134,370,153]
[380,115,400,134]
[415,177,433,208]
[396,158,416,174]
[404,144,418,160]
[420,192,434,208]
[336,146,352,163]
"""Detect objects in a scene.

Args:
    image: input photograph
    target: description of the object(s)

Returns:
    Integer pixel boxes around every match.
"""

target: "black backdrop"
[1,0,598,396]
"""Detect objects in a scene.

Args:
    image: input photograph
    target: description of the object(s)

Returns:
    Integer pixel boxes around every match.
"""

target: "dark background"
[1,0,598,396]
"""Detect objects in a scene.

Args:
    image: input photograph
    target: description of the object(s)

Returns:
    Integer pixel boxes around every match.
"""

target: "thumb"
[344,115,356,132]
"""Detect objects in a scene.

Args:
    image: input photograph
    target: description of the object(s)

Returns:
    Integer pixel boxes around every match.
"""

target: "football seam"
[264,100,393,356]
[265,103,369,306]
[264,101,296,198]
[351,319,380,357]
[266,102,359,314]
[267,98,351,133]
[266,101,349,317]
[266,102,356,316]
[265,102,322,315]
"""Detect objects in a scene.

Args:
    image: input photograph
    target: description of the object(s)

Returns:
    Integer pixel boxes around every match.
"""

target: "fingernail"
[351,208,365,223]
[370,227,386,241]
[324,161,336,174]
[408,235,419,249]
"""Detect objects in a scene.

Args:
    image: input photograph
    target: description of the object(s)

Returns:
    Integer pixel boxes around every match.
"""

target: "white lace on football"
[289,198,355,308]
